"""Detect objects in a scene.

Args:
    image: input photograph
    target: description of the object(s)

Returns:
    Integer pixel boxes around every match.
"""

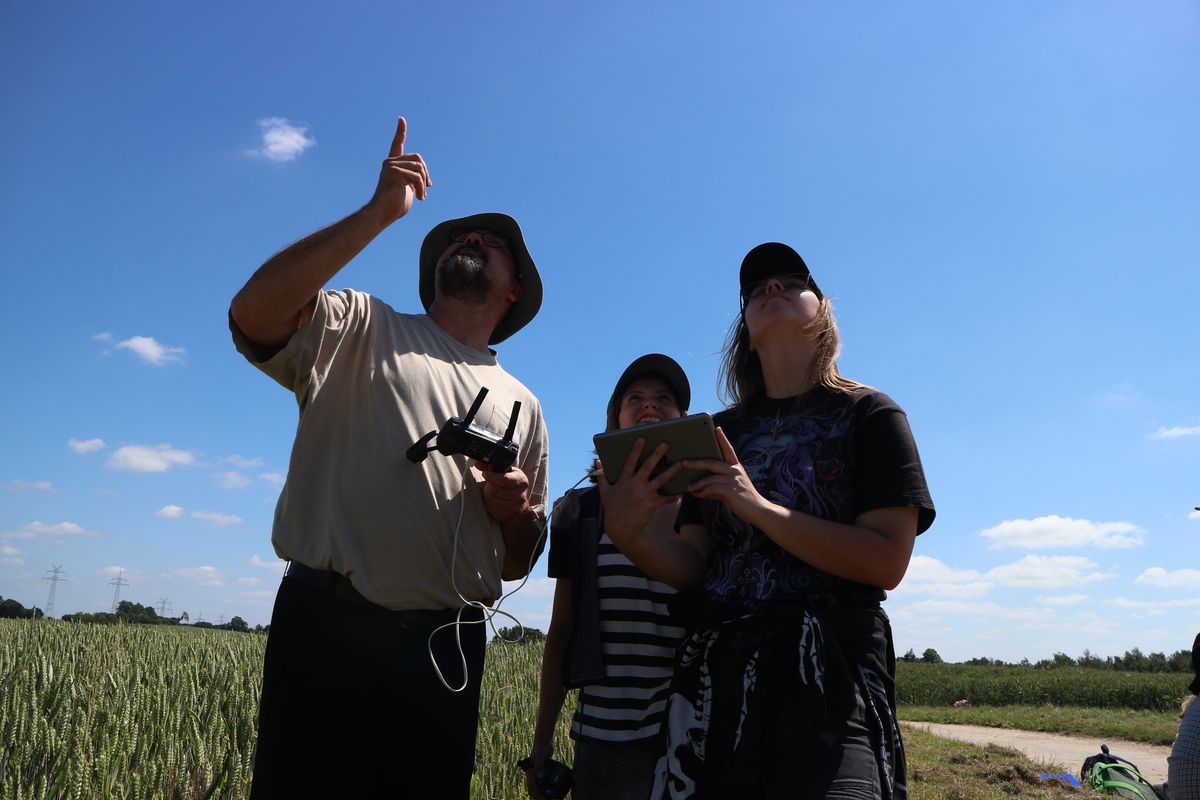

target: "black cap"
[739,242,823,301]
[608,354,691,428]
[419,212,543,345]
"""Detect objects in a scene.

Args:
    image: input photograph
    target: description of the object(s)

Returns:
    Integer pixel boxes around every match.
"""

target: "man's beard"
[436,251,492,304]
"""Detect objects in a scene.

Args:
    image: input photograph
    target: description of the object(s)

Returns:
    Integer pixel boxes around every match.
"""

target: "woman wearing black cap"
[524,355,693,800]
[600,244,935,799]
[1169,632,1200,800]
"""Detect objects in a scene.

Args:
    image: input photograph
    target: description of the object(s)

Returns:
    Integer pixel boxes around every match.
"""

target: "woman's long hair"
[1190,631,1200,696]
[718,296,865,409]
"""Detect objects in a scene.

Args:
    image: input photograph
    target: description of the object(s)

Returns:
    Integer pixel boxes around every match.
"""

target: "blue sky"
[1,1,1196,660]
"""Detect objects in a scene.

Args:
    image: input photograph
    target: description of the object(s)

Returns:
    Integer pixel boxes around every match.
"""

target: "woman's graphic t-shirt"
[678,386,935,606]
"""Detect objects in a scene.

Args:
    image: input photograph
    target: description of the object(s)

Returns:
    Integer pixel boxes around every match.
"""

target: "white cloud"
[191,511,243,527]
[1,520,102,540]
[891,556,994,599]
[98,565,132,578]
[985,555,1115,588]
[1135,567,1200,589]
[259,472,286,488]
[249,555,286,575]
[1104,597,1200,619]
[904,556,980,583]
[237,576,261,586]
[215,471,253,490]
[980,515,1143,550]
[239,589,277,603]
[225,455,264,469]
[1034,594,1089,606]
[116,335,186,366]
[894,599,1048,624]
[893,581,993,600]
[1190,510,1200,521]
[1108,597,1200,610]
[91,332,113,342]
[1150,425,1200,441]
[1094,382,1142,409]
[0,544,22,565]
[9,480,53,492]
[155,505,185,519]
[31,521,86,535]
[108,444,196,472]
[68,437,106,454]
[249,117,316,162]
[501,577,556,598]
[171,566,224,587]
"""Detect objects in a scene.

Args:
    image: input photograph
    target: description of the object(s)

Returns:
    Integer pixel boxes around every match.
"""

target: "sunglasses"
[450,229,510,250]
[742,275,812,302]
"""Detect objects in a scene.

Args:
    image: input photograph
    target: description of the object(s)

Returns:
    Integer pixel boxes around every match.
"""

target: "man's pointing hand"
[368,116,432,223]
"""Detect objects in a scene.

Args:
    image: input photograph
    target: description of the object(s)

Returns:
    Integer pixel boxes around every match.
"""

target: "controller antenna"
[463,387,488,425]
[502,401,521,443]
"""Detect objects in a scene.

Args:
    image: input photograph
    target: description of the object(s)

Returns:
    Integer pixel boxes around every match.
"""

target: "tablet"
[592,413,721,495]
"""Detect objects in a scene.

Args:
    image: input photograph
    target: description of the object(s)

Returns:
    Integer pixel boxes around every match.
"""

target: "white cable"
[428,463,596,692]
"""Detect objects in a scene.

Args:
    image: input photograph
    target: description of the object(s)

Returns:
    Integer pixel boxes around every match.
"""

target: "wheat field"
[0,619,571,799]
[3,619,1187,799]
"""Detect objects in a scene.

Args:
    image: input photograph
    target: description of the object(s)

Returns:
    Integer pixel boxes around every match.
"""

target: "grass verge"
[900,704,1179,746]
[905,726,1085,800]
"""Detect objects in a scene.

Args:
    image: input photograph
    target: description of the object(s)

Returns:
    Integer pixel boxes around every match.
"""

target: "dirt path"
[901,722,1171,783]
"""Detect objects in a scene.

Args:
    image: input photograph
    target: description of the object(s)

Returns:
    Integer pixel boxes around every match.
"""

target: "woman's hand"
[595,439,682,552]
[682,427,773,527]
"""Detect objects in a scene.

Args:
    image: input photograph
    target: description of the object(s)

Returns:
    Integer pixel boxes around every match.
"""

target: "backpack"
[1080,744,1164,800]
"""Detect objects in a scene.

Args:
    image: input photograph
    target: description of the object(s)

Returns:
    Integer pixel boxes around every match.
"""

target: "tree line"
[0,595,267,633]
[903,646,1194,673]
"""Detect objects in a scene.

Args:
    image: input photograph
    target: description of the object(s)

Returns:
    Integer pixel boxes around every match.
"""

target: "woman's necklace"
[769,410,784,442]
[750,409,785,471]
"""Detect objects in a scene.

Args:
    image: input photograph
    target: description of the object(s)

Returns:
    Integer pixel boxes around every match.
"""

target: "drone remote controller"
[407,387,521,473]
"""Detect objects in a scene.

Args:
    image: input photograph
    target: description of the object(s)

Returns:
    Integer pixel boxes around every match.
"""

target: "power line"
[43,565,67,618]
[157,597,172,617]
[108,571,129,613]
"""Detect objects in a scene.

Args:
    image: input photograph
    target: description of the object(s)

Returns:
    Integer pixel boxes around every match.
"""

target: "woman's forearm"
[742,501,917,589]
[616,531,708,591]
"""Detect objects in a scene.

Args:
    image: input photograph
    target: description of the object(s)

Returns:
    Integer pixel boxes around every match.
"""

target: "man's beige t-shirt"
[233,289,549,610]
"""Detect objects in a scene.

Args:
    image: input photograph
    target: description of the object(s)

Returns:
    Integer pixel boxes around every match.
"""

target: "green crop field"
[0,619,573,799]
[895,661,1190,712]
[1,619,1190,799]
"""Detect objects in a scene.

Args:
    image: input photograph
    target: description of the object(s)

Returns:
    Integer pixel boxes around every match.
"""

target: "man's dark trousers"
[249,574,486,798]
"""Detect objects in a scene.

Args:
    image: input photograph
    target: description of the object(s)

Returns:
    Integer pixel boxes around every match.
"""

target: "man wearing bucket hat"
[229,117,549,798]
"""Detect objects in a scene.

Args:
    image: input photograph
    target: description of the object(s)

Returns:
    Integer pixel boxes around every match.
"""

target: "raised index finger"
[388,116,407,157]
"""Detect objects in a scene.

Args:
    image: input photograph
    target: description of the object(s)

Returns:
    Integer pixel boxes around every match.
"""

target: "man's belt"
[284,561,463,626]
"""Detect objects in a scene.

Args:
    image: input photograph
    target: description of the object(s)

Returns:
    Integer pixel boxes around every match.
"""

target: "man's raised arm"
[229,116,432,349]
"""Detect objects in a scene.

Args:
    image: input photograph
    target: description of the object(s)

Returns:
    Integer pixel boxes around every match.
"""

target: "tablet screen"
[592,413,720,495]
